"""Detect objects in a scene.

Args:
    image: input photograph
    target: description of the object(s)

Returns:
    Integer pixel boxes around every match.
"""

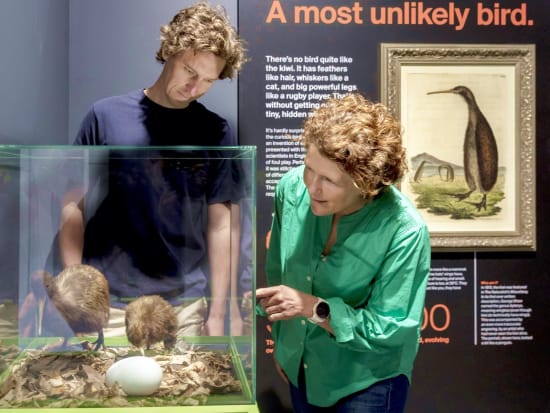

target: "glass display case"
[0,146,257,412]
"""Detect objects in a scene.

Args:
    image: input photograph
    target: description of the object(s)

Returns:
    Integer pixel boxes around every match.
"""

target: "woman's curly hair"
[302,93,407,200]
[156,1,247,79]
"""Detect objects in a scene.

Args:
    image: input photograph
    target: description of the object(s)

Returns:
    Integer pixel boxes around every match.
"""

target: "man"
[52,1,248,338]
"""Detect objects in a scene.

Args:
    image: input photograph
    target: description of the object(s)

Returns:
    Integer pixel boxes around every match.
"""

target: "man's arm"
[229,202,244,335]
[204,202,232,336]
[58,187,86,267]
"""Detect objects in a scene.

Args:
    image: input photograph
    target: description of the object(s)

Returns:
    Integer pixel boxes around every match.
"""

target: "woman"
[256,93,431,413]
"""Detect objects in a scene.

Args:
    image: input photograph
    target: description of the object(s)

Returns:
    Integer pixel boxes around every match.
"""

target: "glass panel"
[0,145,256,409]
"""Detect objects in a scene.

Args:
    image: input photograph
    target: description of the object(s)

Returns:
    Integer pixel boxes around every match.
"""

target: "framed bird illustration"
[380,43,536,251]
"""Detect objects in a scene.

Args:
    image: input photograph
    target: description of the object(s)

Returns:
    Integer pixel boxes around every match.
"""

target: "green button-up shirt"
[265,165,431,407]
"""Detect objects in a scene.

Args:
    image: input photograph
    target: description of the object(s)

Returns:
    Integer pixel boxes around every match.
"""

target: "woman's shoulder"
[278,165,305,189]
[275,165,306,201]
[379,186,428,231]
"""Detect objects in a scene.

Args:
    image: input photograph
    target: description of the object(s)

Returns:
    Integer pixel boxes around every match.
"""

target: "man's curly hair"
[156,1,247,79]
[302,93,407,200]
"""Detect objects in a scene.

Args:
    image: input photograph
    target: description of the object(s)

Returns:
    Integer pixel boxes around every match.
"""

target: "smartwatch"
[308,298,330,324]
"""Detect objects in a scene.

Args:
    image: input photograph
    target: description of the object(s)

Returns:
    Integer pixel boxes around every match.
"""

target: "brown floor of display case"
[0,334,256,412]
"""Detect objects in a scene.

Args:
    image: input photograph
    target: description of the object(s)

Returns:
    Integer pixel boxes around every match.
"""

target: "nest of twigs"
[0,342,243,408]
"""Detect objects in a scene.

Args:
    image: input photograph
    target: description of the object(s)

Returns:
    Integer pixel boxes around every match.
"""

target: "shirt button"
[304,363,308,369]
[306,275,312,282]
[301,320,306,326]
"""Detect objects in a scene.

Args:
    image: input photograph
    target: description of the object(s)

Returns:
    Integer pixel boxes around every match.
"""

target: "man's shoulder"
[91,90,143,113]
[75,90,146,145]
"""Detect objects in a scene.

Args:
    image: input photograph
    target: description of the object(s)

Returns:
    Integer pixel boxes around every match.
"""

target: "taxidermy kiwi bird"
[42,264,110,351]
[427,85,499,211]
[125,295,178,355]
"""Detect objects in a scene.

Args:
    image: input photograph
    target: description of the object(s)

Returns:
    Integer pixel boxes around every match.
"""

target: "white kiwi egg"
[105,356,163,396]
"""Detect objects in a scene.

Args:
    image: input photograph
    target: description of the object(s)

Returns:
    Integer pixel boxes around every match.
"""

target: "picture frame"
[380,43,536,251]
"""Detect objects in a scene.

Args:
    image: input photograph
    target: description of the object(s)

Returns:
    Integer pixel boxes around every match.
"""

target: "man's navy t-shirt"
[66,90,238,306]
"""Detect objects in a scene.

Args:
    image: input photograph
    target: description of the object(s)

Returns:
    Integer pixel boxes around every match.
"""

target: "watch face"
[316,301,330,318]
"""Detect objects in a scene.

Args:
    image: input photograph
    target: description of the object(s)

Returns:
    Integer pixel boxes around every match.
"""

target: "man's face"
[159,49,225,109]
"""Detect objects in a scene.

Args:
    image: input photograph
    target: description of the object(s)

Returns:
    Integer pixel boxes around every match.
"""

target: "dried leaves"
[0,343,242,408]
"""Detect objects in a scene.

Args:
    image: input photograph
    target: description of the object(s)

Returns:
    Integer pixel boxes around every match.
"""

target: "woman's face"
[303,144,366,217]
